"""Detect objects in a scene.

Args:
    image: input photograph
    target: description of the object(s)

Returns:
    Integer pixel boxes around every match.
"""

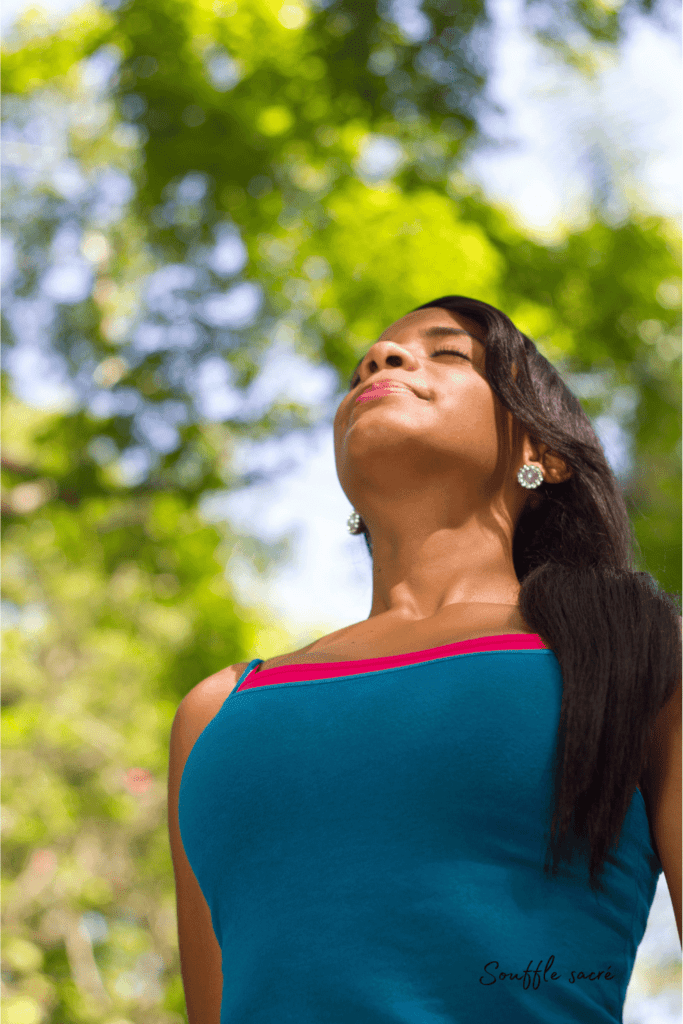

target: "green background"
[2,1,680,1021]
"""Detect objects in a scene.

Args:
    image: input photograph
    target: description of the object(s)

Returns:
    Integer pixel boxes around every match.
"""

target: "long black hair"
[353,294,681,895]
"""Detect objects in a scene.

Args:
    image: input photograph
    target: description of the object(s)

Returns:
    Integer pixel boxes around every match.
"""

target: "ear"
[522,440,573,486]
[541,448,573,484]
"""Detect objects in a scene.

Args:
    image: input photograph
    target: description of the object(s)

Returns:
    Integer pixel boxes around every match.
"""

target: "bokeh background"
[1,0,681,1021]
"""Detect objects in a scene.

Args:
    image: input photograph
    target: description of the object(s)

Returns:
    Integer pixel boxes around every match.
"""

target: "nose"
[355,341,419,382]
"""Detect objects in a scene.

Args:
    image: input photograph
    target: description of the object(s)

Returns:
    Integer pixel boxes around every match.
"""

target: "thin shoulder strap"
[235,658,264,691]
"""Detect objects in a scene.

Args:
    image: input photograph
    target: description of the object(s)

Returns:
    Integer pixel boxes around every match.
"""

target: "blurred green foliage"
[2,0,680,1020]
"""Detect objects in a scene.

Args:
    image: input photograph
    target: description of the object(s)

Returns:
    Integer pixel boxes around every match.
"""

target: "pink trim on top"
[236,633,548,691]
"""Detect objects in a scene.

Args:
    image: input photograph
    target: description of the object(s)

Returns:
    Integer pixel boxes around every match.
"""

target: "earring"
[517,463,544,489]
[347,510,364,534]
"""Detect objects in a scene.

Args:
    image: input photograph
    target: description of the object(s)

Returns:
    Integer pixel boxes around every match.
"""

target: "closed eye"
[349,347,470,390]
[431,347,470,361]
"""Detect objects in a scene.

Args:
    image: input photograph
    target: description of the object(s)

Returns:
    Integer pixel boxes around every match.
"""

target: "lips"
[355,381,412,404]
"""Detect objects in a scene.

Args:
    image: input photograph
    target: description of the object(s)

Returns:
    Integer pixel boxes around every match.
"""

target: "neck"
[365,517,521,623]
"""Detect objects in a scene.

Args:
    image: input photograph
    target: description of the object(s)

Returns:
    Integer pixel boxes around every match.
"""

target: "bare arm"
[643,673,682,947]
[167,663,249,1022]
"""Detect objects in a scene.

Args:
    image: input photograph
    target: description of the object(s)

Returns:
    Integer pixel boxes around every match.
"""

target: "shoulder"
[167,666,251,1020]
[170,661,251,763]
[643,673,682,789]
[647,615,683,782]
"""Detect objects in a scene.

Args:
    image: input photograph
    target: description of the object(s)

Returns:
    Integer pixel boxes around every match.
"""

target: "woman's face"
[333,306,520,509]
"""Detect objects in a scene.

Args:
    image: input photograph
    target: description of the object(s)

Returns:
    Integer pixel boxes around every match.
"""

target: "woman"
[169,295,681,1024]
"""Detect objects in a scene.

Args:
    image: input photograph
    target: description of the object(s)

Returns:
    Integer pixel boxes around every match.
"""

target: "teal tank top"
[178,634,661,1023]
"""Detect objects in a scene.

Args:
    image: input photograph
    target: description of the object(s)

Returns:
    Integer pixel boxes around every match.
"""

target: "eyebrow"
[347,326,477,387]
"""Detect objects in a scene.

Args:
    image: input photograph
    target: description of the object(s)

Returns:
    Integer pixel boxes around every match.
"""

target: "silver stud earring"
[347,510,364,534]
[517,463,544,489]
